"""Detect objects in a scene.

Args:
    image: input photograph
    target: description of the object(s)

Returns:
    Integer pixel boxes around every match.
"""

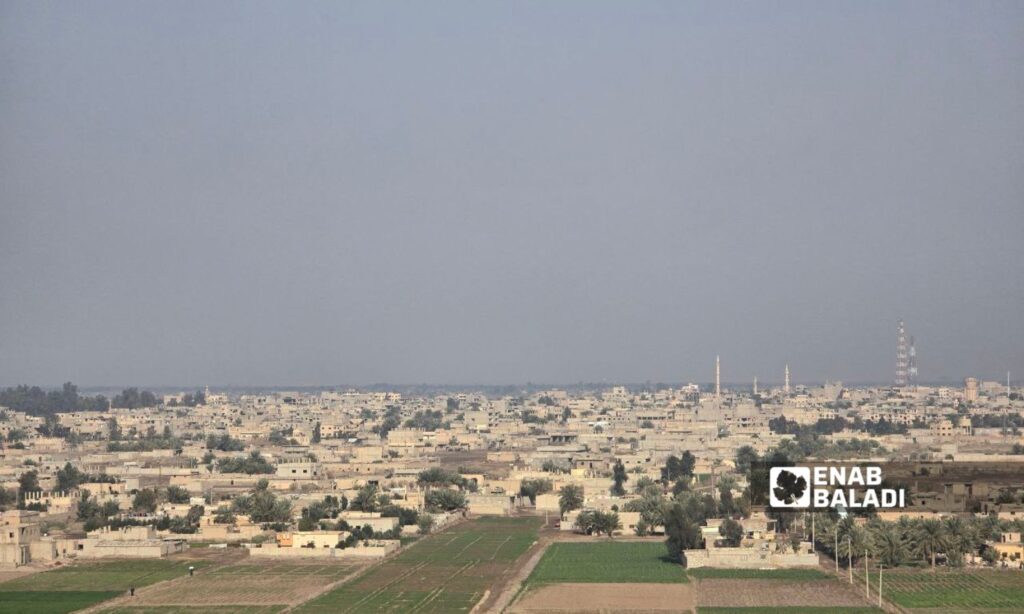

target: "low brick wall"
[685,548,819,568]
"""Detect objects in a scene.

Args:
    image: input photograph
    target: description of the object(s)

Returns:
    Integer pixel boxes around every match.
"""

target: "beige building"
[78,526,186,559]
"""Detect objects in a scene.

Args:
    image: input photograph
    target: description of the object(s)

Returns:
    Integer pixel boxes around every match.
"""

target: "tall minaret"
[715,355,721,399]
[753,376,758,396]
[784,364,790,395]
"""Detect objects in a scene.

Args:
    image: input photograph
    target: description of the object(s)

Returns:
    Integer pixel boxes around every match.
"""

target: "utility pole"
[835,531,839,574]
[848,537,853,584]
[878,565,884,608]
[865,551,870,599]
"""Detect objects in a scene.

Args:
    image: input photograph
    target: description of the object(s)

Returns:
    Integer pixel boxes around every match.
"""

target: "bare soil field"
[694,578,871,608]
[511,582,695,613]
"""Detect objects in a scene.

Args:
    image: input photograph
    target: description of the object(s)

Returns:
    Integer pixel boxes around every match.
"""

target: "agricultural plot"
[0,559,209,592]
[101,606,285,614]
[526,541,688,585]
[511,541,692,612]
[0,590,121,614]
[292,516,541,613]
[694,577,874,610]
[867,568,1024,611]
[688,567,866,613]
[689,568,828,580]
[117,560,367,609]
[0,558,208,614]
[698,608,882,614]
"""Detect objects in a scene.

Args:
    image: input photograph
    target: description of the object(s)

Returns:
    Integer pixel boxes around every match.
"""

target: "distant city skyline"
[2,3,1022,386]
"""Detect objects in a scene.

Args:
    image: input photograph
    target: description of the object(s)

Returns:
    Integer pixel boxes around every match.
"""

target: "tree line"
[0,382,201,417]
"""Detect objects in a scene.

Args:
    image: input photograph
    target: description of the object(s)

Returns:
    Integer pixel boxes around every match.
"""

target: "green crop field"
[0,559,209,593]
[689,568,828,580]
[205,562,356,580]
[0,590,121,614]
[526,541,688,585]
[864,569,1024,611]
[101,606,284,614]
[698,608,882,614]
[291,516,541,613]
[0,558,210,614]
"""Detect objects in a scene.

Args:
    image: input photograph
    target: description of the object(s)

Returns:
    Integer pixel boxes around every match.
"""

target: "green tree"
[213,506,236,524]
[417,468,465,488]
[132,489,158,513]
[632,476,660,495]
[55,463,88,492]
[834,517,868,566]
[663,502,702,564]
[611,459,628,496]
[18,470,40,494]
[0,487,16,510]
[519,478,553,504]
[719,517,744,547]
[217,451,275,474]
[869,522,908,568]
[734,445,759,475]
[107,418,122,441]
[587,510,621,537]
[558,484,584,516]
[425,489,467,512]
[350,485,380,512]
[573,510,620,537]
[942,516,977,567]
[167,485,190,504]
[417,513,435,535]
[623,490,666,528]
[913,519,948,571]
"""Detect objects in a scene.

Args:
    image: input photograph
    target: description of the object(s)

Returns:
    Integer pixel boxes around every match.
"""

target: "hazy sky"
[2,2,1022,388]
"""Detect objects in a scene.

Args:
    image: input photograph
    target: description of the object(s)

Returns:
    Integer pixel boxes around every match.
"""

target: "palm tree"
[870,522,908,568]
[811,512,835,551]
[559,484,584,516]
[594,511,622,538]
[836,519,867,566]
[942,516,977,566]
[913,519,947,571]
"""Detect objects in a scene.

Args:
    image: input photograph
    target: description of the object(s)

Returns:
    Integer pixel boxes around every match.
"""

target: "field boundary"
[277,523,455,614]
[482,534,552,613]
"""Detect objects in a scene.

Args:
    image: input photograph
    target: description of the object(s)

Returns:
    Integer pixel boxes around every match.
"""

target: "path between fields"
[480,532,554,613]
[277,517,471,613]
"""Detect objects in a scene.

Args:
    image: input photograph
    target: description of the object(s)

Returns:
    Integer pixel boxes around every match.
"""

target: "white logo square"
[769,466,811,508]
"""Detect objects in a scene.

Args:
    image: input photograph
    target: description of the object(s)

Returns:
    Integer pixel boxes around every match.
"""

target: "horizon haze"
[2,2,1022,387]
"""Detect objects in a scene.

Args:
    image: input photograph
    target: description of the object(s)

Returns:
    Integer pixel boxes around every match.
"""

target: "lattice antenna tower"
[896,319,909,387]
[908,335,918,388]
